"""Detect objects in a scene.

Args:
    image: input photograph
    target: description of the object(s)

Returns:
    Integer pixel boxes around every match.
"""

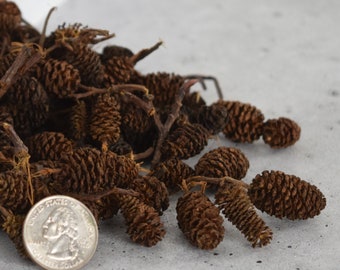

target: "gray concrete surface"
[1,0,339,269]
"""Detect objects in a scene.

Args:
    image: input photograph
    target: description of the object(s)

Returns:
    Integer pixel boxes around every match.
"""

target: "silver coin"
[23,195,98,270]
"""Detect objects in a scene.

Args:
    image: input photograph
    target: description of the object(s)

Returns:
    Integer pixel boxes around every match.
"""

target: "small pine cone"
[141,72,185,107]
[51,147,138,193]
[2,212,28,258]
[25,131,73,162]
[215,100,264,143]
[161,123,210,160]
[128,175,169,215]
[182,91,206,113]
[148,158,195,192]
[195,146,249,181]
[101,45,134,61]
[89,94,121,151]
[117,194,166,247]
[191,103,229,135]
[121,102,154,134]
[109,137,133,158]
[5,76,49,137]
[262,117,301,148]
[68,100,88,141]
[104,151,139,188]
[215,182,272,247]
[36,58,81,98]
[248,170,326,220]
[105,56,134,84]
[58,43,107,86]
[0,171,30,213]
[0,1,21,32]
[176,191,224,250]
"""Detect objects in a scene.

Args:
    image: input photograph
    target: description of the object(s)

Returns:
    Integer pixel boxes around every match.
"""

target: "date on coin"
[23,195,98,270]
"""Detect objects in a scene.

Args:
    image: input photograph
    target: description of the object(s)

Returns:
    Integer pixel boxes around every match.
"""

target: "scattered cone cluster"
[0,0,326,265]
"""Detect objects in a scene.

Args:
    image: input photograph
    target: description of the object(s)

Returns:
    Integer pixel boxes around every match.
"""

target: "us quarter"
[23,195,98,270]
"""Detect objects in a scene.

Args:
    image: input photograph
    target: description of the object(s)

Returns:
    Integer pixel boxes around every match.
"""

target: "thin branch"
[150,79,198,167]
[130,40,163,65]
[184,74,223,100]
[185,175,250,189]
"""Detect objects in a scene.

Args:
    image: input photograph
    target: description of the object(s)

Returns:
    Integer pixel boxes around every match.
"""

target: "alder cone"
[51,147,138,193]
[0,171,30,213]
[68,100,88,141]
[148,158,195,192]
[215,183,272,247]
[105,56,134,84]
[161,123,209,160]
[262,117,301,148]
[25,131,73,162]
[248,170,326,220]
[141,72,185,107]
[121,102,154,134]
[101,45,134,60]
[36,58,81,98]
[2,213,28,258]
[58,43,107,86]
[11,24,41,43]
[89,94,121,150]
[109,137,133,157]
[195,146,249,180]
[128,175,169,215]
[0,1,21,32]
[191,103,229,135]
[215,100,264,143]
[176,191,224,250]
[117,194,166,247]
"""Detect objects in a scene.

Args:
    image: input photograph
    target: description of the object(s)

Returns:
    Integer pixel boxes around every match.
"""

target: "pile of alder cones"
[0,0,326,260]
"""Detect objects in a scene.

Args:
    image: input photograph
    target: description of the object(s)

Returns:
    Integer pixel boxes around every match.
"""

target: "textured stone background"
[1,0,339,269]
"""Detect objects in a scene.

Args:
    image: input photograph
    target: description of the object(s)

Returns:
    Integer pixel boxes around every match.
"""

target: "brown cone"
[248,170,327,220]
[161,123,210,160]
[36,58,81,98]
[117,193,166,247]
[104,56,134,84]
[262,117,301,148]
[89,93,121,150]
[25,131,73,162]
[215,182,272,247]
[0,1,21,32]
[128,175,169,215]
[148,158,195,192]
[68,100,88,141]
[176,190,224,250]
[215,100,264,143]
[195,146,249,181]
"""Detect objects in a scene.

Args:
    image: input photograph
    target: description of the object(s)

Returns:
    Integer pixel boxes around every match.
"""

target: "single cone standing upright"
[176,188,224,250]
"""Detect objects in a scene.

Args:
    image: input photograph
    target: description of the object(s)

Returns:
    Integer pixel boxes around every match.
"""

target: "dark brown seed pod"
[176,189,225,250]
[215,100,264,143]
[25,131,73,162]
[262,117,301,148]
[190,103,229,135]
[68,99,88,142]
[108,137,133,158]
[104,56,134,84]
[89,93,121,151]
[4,76,49,137]
[35,58,81,98]
[195,146,249,181]
[215,182,272,247]
[101,44,134,60]
[51,147,139,194]
[148,158,195,192]
[117,193,166,247]
[161,123,210,160]
[139,72,185,107]
[248,170,326,220]
[128,175,169,215]
[0,170,30,213]
[182,91,206,113]
[0,1,21,32]
[58,42,108,87]
[1,209,28,258]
